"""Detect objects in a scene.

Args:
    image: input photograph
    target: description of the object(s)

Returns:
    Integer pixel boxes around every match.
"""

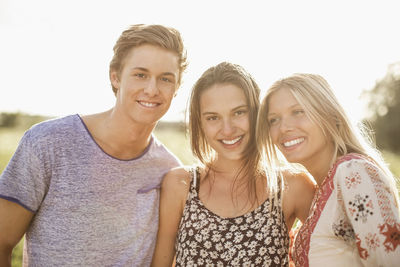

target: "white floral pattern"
[175,167,289,266]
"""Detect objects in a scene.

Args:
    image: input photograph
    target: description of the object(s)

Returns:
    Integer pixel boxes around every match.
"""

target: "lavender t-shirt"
[0,114,181,266]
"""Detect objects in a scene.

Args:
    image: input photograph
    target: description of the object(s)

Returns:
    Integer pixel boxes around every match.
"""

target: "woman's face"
[266,87,332,168]
[200,83,250,162]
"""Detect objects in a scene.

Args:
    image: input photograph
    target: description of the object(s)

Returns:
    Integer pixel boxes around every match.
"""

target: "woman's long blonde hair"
[257,73,399,204]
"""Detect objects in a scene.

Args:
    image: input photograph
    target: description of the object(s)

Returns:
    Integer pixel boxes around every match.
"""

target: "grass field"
[1,126,399,266]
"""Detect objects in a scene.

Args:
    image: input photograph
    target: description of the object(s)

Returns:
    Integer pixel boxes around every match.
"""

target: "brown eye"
[134,73,146,78]
[268,117,279,126]
[234,110,247,116]
[206,116,218,121]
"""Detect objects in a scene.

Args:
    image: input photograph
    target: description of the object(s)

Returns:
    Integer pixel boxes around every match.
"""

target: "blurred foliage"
[0,112,18,127]
[0,112,52,130]
[362,62,400,153]
[11,239,23,267]
[154,122,196,165]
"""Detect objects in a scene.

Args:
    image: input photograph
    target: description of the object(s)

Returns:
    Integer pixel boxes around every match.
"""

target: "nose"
[221,118,235,136]
[279,116,294,133]
[143,77,159,97]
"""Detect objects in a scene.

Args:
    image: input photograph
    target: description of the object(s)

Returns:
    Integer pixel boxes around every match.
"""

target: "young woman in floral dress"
[151,63,315,266]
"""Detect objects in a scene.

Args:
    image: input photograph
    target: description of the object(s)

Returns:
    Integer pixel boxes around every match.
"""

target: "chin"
[282,153,302,164]
[131,113,163,125]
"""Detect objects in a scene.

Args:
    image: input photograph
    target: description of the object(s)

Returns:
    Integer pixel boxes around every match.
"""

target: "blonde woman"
[257,73,400,266]
[151,63,314,266]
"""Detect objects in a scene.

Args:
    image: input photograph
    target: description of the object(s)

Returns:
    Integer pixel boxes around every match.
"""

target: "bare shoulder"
[281,168,316,223]
[162,166,193,192]
[160,166,194,211]
[282,169,316,194]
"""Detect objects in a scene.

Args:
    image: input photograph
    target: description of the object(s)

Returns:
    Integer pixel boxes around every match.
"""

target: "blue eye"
[294,109,305,115]
[160,77,171,82]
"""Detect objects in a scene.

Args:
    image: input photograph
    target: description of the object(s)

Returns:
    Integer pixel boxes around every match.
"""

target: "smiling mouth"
[283,137,304,148]
[221,136,243,145]
[138,101,159,108]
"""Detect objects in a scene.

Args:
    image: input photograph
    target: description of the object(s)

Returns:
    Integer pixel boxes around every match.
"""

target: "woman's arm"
[283,170,316,228]
[151,167,191,267]
[337,159,400,266]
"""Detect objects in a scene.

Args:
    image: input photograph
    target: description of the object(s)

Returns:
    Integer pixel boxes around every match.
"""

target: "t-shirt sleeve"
[336,158,400,266]
[0,130,49,212]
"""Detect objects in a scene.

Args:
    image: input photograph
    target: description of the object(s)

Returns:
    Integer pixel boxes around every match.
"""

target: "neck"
[303,144,337,186]
[306,162,331,186]
[107,108,156,141]
[83,109,157,159]
[209,157,247,182]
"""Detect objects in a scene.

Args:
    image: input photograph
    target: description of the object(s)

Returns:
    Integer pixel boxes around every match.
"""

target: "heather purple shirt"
[0,114,181,266]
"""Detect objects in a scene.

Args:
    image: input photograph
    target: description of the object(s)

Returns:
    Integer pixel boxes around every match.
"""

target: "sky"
[1,0,399,122]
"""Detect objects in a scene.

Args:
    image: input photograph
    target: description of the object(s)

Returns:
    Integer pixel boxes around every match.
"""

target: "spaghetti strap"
[189,166,200,194]
[276,175,287,232]
[192,166,197,189]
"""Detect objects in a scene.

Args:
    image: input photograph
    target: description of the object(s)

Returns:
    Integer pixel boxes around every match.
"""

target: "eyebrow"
[268,103,301,116]
[131,67,176,77]
[201,104,248,116]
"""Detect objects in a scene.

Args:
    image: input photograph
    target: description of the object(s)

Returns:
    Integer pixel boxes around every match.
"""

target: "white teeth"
[222,136,242,145]
[283,138,304,147]
[139,101,158,107]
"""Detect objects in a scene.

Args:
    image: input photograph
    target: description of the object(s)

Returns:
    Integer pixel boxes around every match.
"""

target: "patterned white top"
[293,153,400,267]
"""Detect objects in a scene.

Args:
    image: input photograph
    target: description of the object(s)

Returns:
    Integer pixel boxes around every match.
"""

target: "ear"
[110,71,120,90]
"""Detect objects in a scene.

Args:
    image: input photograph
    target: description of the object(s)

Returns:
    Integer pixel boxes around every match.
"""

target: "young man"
[0,24,187,266]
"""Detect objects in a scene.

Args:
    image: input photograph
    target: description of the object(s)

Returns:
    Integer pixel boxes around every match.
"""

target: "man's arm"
[0,198,34,267]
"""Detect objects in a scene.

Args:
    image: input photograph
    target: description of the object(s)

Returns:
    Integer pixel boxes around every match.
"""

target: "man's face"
[111,44,180,126]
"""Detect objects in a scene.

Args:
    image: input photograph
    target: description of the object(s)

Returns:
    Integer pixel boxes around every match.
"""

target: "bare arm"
[293,172,316,223]
[151,168,191,267]
[283,171,316,228]
[0,198,34,267]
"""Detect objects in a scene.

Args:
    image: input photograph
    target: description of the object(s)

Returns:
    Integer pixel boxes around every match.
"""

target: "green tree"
[0,112,18,127]
[363,62,400,153]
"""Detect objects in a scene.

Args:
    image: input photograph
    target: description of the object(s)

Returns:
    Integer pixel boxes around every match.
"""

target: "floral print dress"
[175,167,289,266]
